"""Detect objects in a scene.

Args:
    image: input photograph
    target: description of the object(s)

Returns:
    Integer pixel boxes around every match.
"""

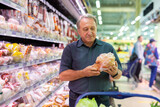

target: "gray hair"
[76,14,97,29]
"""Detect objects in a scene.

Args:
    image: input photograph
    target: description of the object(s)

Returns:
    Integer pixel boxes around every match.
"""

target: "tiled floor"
[114,66,160,107]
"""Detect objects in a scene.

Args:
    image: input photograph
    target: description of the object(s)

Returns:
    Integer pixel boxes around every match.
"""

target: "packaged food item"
[12,51,24,62]
[92,52,116,71]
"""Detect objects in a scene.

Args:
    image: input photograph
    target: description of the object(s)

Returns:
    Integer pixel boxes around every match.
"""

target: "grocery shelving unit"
[0,0,76,106]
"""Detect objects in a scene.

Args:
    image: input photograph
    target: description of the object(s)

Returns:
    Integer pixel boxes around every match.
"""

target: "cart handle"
[75,92,160,106]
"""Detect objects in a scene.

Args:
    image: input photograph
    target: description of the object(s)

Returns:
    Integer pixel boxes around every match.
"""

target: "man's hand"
[103,61,118,76]
[82,65,100,77]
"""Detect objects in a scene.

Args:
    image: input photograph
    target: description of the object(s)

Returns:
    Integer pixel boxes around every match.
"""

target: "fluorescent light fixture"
[131,32,136,36]
[124,26,129,31]
[131,38,134,40]
[142,26,148,31]
[120,26,125,32]
[98,16,102,21]
[145,20,151,25]
[150,29,153,32]
[135,16,141,21]
[113,37,117,40]
[155,26,158,29]
[131,20,136,25]
[118,32,123,36]
[99,20,102,25]
[76,0,85,15]
[122,38,126,40]
[96,0,100,8]
[144,32,148,35]
[110,32,113,35]
[107,36,110,39]
[97,10,101,15]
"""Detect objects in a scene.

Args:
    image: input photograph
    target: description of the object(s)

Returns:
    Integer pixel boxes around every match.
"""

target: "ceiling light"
[96,0,100,8]
[99,20,102,25]
[120,26,125,32]
[142,26,148,31]
[131,32,136,36]
[113,37,117,40]
[122,38,126,40]
[97,10,101,15]
[131,38,134,40]
[155,26,158,29]
[150,34,154,37]
[131,20,136,25]
[145,20,151,25]
[124,26,129,31]
[107,36,110,39]
[98,16,102,21]
[135,16,141,21]
[150,29,153,32]
[144,32,148,35]
[110,32,113,35]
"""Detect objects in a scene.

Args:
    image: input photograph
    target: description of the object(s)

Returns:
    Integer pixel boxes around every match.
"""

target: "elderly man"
[59,14,122,107]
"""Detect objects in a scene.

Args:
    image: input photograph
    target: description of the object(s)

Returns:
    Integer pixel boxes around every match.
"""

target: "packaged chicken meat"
[93,52,116,71]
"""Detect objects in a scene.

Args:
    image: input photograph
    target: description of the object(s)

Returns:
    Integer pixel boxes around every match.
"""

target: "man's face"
[139,36,143,42]
[78,18,97,44]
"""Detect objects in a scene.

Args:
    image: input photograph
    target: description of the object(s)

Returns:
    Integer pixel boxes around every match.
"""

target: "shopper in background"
[131,35,144,82]
[59,14,122,107]
[144,38,159,90]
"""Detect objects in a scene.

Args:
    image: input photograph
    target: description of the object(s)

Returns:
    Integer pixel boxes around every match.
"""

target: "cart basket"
[75,91,160,106]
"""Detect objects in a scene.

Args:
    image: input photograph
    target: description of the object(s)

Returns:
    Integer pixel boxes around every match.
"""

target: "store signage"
[143,2,154,16]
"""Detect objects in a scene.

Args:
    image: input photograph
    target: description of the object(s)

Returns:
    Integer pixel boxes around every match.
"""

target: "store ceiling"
[89,0,152,40]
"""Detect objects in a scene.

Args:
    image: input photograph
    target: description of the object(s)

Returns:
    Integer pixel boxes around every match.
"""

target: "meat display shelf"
[0,72,59,105]
[0,0,26,13]
[0,56,61,73]
[0,28,67,44]
[36,82,65,107]
[39,0,75,27]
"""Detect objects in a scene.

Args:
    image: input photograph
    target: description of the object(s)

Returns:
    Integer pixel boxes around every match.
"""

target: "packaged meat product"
[0,15,5,22]
[0,21,8,29]
[0,42,5,49]
[92,52,116,71]
[3,56,13,65]
[12,51,24,62]
[2,88,12,100]
[32,0,39,18]
[0,49,10,56]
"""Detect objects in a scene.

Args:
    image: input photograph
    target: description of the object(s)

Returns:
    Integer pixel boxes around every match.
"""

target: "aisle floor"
[114,76,160,107]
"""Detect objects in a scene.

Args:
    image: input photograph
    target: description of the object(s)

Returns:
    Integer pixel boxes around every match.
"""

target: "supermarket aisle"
[114,75,160,107]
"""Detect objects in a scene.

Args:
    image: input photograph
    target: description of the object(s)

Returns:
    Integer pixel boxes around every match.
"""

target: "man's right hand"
[82,66,100,77]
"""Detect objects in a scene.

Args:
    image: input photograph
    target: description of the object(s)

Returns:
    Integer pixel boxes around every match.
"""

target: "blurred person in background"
[131,35,144,82]
[59,14,122,107]
[144,38,159,90]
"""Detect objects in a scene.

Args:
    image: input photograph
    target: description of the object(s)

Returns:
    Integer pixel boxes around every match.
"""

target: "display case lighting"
[96,0,100,8]
[97,10,101,15]
[76,0,86,15]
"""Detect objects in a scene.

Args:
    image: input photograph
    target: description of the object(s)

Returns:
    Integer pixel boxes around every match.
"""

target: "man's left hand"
[103,61,118,76]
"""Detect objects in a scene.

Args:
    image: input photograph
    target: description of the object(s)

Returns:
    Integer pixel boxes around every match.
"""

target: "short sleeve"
[112,47,122,71]
[59,45,72,74]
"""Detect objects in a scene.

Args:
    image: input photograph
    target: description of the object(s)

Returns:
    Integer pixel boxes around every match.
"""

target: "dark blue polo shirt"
[60,38,122,95]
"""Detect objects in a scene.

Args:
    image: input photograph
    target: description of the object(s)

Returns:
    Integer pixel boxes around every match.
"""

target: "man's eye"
[91,28,95,30]
[83,28,88,31]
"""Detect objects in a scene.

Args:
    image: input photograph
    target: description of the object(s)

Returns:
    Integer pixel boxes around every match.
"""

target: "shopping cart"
[75,91,160,107]
[121,59,140,89]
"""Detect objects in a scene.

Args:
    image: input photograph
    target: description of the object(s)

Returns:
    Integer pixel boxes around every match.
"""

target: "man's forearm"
[59,69,85,81]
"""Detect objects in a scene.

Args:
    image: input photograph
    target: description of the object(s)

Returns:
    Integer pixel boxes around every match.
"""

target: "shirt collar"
[77,38,103,47]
